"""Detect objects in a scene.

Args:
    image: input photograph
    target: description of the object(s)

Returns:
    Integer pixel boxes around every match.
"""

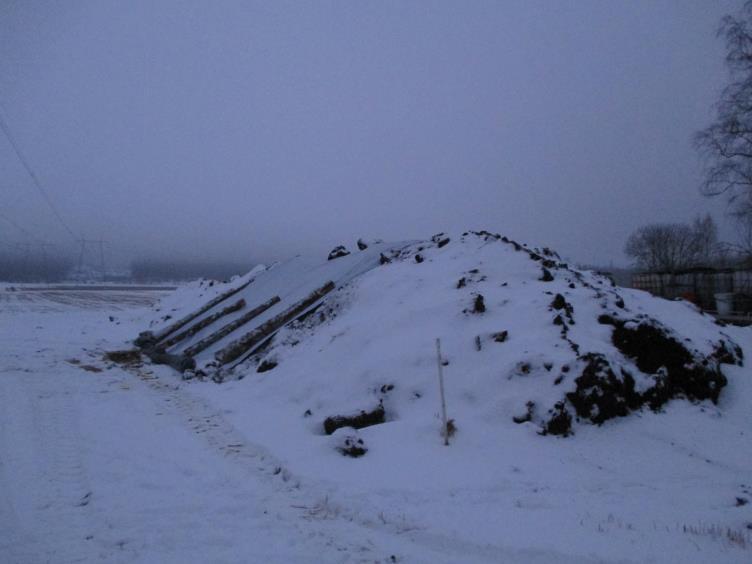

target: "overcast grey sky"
[0,0,743,267]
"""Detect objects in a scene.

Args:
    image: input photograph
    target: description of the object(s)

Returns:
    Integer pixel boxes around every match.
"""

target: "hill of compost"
[139,230,742,444]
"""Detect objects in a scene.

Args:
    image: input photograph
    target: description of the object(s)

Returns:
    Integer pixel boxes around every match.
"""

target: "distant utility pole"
[15,242,32,280]
[98,239,106,282]
[77,239,86,277]
[77,238,108,281]
[38,242,54,282]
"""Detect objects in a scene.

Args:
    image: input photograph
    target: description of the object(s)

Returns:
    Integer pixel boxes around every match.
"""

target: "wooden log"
[183,295,281,358]
[144,277,256,347]
[323,404,385,435]
[144,349,196,372]
[160,298,246,350]
[215,281,336,365]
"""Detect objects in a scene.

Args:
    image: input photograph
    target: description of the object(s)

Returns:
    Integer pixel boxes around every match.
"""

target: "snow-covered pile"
[182,230,742,442]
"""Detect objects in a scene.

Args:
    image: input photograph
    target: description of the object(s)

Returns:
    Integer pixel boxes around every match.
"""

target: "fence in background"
[631,269,752,313]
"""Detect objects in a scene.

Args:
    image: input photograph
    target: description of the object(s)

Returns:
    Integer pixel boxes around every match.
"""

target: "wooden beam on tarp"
[159,298,246,350]
[214,281,335,365]
[183,295,281,358]
[135,277,255,349]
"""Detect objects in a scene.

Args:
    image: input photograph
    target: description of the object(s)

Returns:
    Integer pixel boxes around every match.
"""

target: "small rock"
[542,402,572,436]
[333,431,368,457]
[431,233,451,248]
[551,294,567,310]
[472,294,486,314]
[492,330,508,343]
[257,359,277,373]
[328,246,350,261]
[513,401,535,424]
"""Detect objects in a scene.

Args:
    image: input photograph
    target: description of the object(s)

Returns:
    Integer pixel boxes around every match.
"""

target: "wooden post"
[436,338,449,446]
[214,281,335,365]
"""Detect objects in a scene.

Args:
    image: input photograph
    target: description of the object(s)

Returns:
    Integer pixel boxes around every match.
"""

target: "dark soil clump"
[612,322,691,375]
[327,246,350,260]
[712,340,744,365]
[338,436,368,457]
[472,294,486,314]
[432,233,451,248]
[492,330,508,343]
[598,314,617,325]
[257,359,277,373]
[379,383,395,394]
[558,318,740,431]
[566,353,641,424]
[323,404,386,435]
[551,293,569,311]
[550,293,574,324]
[612,321,729,406]
[513,401,535,424]
[104,349,142,365]
[542,402,572,436]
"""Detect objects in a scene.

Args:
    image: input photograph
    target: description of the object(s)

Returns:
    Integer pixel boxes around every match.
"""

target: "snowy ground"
[1,283,751,563]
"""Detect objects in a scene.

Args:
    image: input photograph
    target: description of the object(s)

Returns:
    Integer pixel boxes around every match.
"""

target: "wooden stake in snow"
[436,338,450,446]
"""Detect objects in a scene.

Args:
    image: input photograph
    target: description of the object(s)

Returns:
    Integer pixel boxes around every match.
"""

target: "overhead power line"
[0,105,78,241]
[0,209,43,243]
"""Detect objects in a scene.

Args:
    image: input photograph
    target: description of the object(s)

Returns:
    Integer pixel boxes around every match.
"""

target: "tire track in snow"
[0,372,96,564]
[122,363,604,563]
[32,375,96,564]
[119,365,393,562]
[0,374,36,564]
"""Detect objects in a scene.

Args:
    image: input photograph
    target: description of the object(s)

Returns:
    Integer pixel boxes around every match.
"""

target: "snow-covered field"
[1,245,751,563]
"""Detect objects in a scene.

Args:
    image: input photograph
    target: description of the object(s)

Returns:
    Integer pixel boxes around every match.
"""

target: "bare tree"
[624,216,717,272]
[729,211,752,262]
[692,213,719,264]
[695,2,752,219]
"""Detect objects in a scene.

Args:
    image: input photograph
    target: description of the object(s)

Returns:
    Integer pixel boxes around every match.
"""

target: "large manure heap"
[135,230,742,441]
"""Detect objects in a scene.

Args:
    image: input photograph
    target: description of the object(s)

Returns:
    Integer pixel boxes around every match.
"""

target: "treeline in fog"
[130,258,253,282]
[0,250,75,282]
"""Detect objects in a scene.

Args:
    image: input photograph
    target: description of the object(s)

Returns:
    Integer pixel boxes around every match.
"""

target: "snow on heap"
[139,230,743,439]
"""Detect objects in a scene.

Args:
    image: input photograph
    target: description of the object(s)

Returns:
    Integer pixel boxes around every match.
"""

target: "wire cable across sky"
[0,105,78,242]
